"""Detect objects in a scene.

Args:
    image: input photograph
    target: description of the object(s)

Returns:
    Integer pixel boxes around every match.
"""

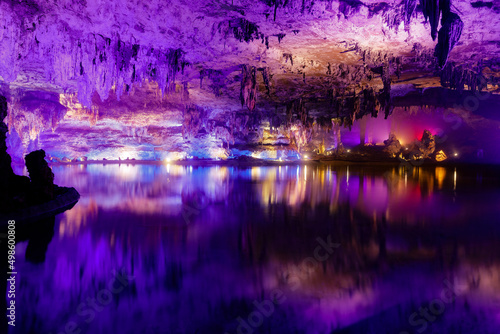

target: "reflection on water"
[12,163,500,334]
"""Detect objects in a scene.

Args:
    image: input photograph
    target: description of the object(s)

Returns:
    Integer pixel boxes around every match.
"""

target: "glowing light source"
[303,154,309,159]
[454,153,458,157]
[346,149,351,153]
[435,150,447,162]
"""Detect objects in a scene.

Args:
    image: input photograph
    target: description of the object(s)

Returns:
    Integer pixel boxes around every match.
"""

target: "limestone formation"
[0,0,498,162]
[383,134,402,157]
[419,130,436,159]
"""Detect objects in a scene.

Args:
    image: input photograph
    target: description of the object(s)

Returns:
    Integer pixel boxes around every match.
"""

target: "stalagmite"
[419,129,436,158]
[383,134,402,157]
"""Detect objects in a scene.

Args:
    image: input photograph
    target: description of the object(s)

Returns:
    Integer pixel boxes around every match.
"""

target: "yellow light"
[347,149,351,153]
[454,168,457,190]
[435,150,447,162]
[165,157,171,163]
[454,153,458,157]
[303,155,309,159]
[435,167,446,189]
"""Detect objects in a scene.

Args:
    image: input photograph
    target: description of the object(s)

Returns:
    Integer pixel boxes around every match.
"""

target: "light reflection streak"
[454,168,457,191]
[51,164,476,229]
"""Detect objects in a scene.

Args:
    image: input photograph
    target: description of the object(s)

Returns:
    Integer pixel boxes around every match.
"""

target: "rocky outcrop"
[383,134,402,157]
[25,150,55,203]
[419,129,436,159]
[1,95,78,214]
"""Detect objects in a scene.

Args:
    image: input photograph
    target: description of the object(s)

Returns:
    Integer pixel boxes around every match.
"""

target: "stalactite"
[0,11,189,108]
[418,0,463,67]
[383,0,418,32]
[435,12,464,68]
[240,65,257,111]
[440,63,487,93]
[268,105,282,133]
[283,53,294,66]
[5,92,68,161]
[380,61,393,118]
[404,0,418,31]
[228,18,260,43]
[332,119,344,154]
[339,0,364,18]
[288,124,312,153]
[411,43,436,67]
[182,104,206,140]
[297,99,308,126]
[361,87,380,118]
[200,69,226,96]
[263,0,281,21]
[263,0,316,21]
[420,0,441,41]
[233,114,251,137]
[214,126,234,145]
[260,67,271,96]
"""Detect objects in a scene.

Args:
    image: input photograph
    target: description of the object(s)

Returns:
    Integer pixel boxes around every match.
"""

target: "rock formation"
[0,0,498,162]
[25,150,55,203]
[1,95,77,214]
[0,96,15,211]
[383,134,402,157]
[419,129,436,159]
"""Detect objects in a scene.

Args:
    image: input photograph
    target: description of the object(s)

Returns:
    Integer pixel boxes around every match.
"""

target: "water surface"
[11,163,500,334]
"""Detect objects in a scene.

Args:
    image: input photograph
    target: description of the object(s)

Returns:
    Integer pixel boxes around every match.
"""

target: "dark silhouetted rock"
[25,149,55,203]
[0,96,13,178]
[0,95,16,212]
